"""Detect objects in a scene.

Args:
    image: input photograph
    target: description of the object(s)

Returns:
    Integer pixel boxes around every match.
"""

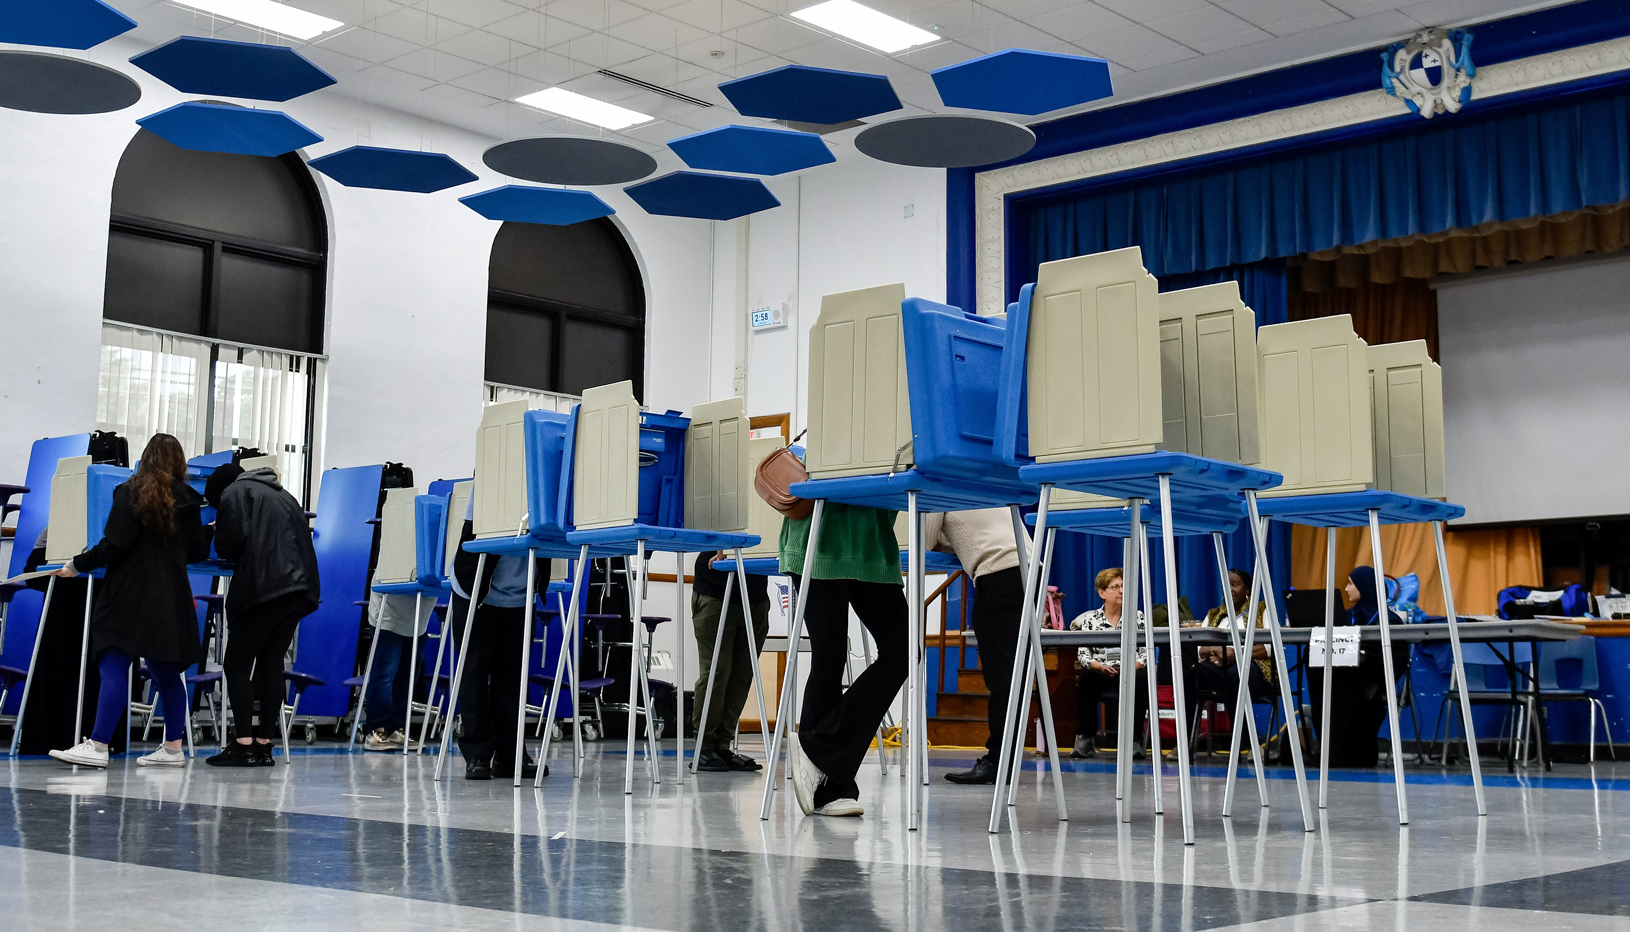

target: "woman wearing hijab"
[1307,565,1410,768]
[47,434,210,768]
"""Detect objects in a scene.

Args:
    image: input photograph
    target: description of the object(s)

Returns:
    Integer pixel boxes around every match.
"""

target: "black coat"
[71,479,210,665]
[214,468,319,618]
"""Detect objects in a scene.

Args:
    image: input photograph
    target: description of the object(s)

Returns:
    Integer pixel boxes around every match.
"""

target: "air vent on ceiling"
[775,118,865,135]
[596,69,712,107]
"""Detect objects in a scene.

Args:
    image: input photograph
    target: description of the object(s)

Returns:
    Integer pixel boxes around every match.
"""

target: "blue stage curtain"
[1019,86,1630,285]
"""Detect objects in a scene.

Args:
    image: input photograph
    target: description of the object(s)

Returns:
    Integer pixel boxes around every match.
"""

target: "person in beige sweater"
[922,508,1028,785]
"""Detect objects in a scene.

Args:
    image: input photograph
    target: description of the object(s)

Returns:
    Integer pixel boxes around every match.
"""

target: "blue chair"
[1537,636,1615,762]
[1434,642,1532,765]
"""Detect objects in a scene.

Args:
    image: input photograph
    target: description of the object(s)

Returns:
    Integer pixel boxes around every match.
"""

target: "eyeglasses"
[1101,581,1124,592]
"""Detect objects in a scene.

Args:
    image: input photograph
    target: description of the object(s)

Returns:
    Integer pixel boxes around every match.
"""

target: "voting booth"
[1155,281,1262,465]
[474,400,530,539]
[372,487,419,586]
[572,381,642,530]
[1256,314,1374,497]
[805,283,913,480]
[1367,339,1446,499]
[685,398,779,559]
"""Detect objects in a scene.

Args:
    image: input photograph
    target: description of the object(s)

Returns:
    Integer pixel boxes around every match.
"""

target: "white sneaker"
[363,729,399,752]
[787,732,825,817]
[813,798,864,817]
[138,745,187,767]
[49,740,109,768]
[388,729,417,751]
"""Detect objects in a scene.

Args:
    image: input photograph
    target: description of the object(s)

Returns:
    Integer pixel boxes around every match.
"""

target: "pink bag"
[1045,587,1065,629]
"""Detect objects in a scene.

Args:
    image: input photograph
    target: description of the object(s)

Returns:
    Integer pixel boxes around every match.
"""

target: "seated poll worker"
[783,501,908,818]
[204,461,321,766]
[448,494,544,780]
[46,434,210,768]
[1192,567,1273,704]
[691,553,770,772]
[920,509,1026,786]
[1069,567,1148,760]
[1308,565,1410,769]
[361,590,436,752]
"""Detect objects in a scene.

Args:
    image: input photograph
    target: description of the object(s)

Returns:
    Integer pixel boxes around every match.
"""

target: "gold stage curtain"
[1288,277,1439,359]
[1288,524,1542,617]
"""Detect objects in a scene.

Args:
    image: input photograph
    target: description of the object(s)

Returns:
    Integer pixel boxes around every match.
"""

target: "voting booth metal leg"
[691,572,733,775]
[1136,520,1165,818]
[987,488,1054,834]
[760,500,824,820]
[1115,501,1144,825]
[906,492,922,830]
[1433,521,1486,816]
[624,546,661,794]
[418,604,451,755]
[674,551,686,787]
[1000,507,1037,799]
[11,577,57,756]
[1003,527,1065,816]
[1367,509,1410,825]
[1221,559,1269,818]
[404,592,422,762]
[348,601,384,752]
[512,554,539,786]
[732,549,772,772]
[435,554,487,781]
[72,578,96,748]
[1319,529,1337,809]
[1157,475,1197,845]
[916,509,931,790]
[538,548,590,784]
[1244,493,1315,832]
[1211,531,1268,811]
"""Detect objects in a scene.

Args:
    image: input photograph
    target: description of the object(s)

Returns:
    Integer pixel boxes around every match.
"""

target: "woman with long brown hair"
[48,433,210,768]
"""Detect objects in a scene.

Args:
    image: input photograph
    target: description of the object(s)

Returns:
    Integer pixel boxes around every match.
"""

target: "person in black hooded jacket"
[204,462,320,766]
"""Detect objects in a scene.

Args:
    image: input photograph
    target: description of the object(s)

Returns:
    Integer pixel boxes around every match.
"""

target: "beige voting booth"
[1155,281,1262,465]
[373,487,419,586]
[1256,314,1374,497]
[443,479,472,580]
[237,454,280,480]
[474,400,529,539]
[1368,340,1446,499]
[573,381,640,530]
[685,397,778,559]
[1024,246,1163,463]
[45,455,93,565]
[805,283,913,480]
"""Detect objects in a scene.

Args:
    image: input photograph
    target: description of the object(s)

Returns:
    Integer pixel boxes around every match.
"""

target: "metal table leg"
[760,501,825,820]
[434,553,486,781]
[1366,509,1409,825]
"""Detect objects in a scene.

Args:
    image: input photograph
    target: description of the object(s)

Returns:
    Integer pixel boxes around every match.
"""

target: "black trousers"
[450,596,525,766]
[797,578,908,799]
[224,592,312,740]
[969,567,1023,762]
[1077,666,1149,742]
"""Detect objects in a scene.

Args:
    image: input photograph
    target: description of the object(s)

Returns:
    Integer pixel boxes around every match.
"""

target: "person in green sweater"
[781,502,907,817]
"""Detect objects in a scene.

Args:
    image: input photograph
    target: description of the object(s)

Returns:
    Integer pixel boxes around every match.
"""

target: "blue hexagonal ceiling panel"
[136,102,323,157]
[131,36,337,102]
[625,171,780,221]
[309,146,477,193]
[668,124,834,176]
[460,186,615,226]
[932,49,1113,116]
[718,65,900,126]
[0,0,135,50]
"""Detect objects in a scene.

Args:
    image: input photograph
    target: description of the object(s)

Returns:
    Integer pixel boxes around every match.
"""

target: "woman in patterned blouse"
[1068,568,1148,759]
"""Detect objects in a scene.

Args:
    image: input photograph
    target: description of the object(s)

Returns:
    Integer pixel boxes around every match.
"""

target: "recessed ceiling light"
[515,87,653,131]
[171,0,343,41]
[791,0,938,54]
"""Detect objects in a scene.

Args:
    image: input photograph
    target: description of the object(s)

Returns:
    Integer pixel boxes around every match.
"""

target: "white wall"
[0,35,718,490]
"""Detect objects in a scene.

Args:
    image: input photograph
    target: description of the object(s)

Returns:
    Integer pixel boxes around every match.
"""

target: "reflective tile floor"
[3,741,1629,931]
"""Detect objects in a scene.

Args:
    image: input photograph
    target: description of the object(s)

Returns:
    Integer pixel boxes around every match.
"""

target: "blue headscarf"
[1348,565,1385,625]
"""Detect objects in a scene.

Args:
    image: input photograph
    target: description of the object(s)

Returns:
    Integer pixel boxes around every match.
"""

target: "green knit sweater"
[778,503,901,585]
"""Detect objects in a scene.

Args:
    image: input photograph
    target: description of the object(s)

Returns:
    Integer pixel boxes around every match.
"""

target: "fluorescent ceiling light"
[515,88,652,131]
[791,0,937,54]
[172,0,343,41]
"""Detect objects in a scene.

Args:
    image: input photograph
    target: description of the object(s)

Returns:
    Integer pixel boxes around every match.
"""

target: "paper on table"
[1309,627,1360,667]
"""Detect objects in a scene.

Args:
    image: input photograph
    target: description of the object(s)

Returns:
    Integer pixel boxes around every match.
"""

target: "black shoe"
[465,758,492,780]
[205,742,260,767]
[695,750,731,772]
[726,752,762,772]
[945,757,998,785]
[492,752,541,780]
[252,742,276,766]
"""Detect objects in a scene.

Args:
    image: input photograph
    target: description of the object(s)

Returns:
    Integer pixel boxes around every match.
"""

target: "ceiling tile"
[371,6,473,44]
[507,47,582,85]
[962,19,1061,54]
[1098,0,1214,25]
[420,0,528,29]
[435,29,537,66]
[1081,23,1188,61]
[992,0,1103,20]
[547,33,652,68]
[359,63,441,91]
[911,0,1018,40]
[486,11,593,48]
[671,34,772,71]
[426,81,504,110]
[893,39,984,72]
[546,0,651,31]
[310,26,421,64]
[611,52,712,86]
[1117,43,1200,70]
[1028,2,1136,43]
[1219,0,1333,25]
[296,0,406,24]
[731,15,830,55]
[608,13,712,50]
[1262,6,1349,34]
[297,45,371,78]
[384,47,489,82]
[1324,0,1405,15]
[663,0,777,32]
[1146,6,1257,45]
[448,66,544,100]
[781,36,895,72]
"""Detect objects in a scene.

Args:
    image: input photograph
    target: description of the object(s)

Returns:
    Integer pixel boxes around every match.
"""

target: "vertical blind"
[484,382,580,413]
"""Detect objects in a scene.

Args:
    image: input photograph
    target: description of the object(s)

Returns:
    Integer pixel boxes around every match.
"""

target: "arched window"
[484,219,645,407]
[98,129,327,499]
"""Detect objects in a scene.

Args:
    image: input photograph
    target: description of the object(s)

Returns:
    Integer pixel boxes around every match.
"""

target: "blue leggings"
[91,649,188,745]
